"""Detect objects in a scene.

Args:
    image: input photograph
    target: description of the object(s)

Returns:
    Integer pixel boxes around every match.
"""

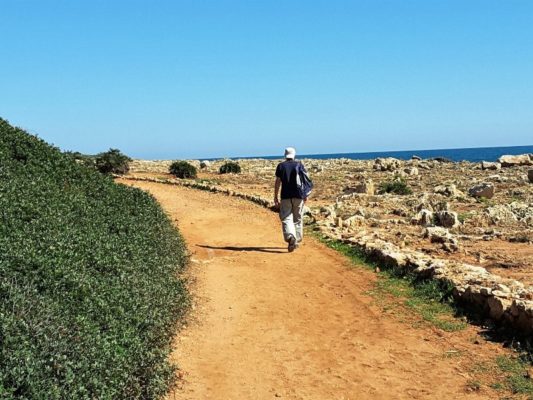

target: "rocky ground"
[129,154,532,287]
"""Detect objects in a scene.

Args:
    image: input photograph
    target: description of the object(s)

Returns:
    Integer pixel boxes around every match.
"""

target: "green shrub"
[219,161,241,174]
[95,148,131,175]
[169,161,197,179]
[378,178,413,195]
[64,151,97,168]
[0,118,188,399]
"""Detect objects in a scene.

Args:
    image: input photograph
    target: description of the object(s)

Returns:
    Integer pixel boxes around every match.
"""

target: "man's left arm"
[274,177,281,207]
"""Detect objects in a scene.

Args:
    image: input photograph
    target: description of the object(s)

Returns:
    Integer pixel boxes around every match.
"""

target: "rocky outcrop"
[481,161,501,170]
[373,157,401,171]
[434,184,461,198]
[468,183,495,199]
[435,210,460,228]
[499,154,532,167]
[412,209,433,226]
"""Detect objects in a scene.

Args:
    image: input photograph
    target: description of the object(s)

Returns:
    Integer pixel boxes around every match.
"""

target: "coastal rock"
[411,155,422,160]
[486,205,517,224]
[499,154,532,167]
[435,211,460,228]
[373,157,401,172]
[481,161,501,171]
[423,226,452,243]
[434,184,460,198]
[413,209,433,226]
[468,183,495,199]
[200,160,211,169]
[348,179,375,195]
[343,215,365,227]
[404,167,419,176]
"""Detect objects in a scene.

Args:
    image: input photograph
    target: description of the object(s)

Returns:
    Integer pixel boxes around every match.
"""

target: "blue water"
[230,145,533,163]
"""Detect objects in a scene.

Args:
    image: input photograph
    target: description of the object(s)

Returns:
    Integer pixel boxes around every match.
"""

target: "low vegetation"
[95,148,131,175]
[378,177,413,195]
[169,161,197,179]
[314,232,466,332]
[219,161,241,174]
[0,118,188,399]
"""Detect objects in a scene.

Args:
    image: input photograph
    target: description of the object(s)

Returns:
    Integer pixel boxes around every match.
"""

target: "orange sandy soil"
[120,178,515,400]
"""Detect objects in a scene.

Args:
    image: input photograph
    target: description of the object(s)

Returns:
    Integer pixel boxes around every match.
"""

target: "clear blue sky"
[1,1,532,159]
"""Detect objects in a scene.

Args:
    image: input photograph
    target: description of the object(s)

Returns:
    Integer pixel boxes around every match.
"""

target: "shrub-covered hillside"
[0,118,188,399]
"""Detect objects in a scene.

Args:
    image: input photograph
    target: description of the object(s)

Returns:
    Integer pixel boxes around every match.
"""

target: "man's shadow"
[197,244,286,254]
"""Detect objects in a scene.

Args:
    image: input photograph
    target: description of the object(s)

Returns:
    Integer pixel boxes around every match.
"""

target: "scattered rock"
[351,179,375,195]
[373,157,401,171]
[499,154,532,167]
[435,211,460,228]
[200,160,211,168]
[481,161,501,170]
[404,167,419,176]
[468,183,495,199]
[413,209,434,226]
[434,184,460,197]
[423,226,452,243]
[486,205,517,224]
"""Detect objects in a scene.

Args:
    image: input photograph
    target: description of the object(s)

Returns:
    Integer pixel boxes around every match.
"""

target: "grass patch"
[496,355,533,395]
[313,232,467,332]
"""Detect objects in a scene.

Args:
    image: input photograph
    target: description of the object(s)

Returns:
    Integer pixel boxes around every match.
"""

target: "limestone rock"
[468,183,495,199]
[499,154,532,167]
[373,157,401,171]
[414,209,434,226]
[423,226,452,243]
[404,167,419,176]
[486,205,517,224]
[436,211,460,228]
[349,179,375,195]
[434,184,460,197]
[481,161,501,170]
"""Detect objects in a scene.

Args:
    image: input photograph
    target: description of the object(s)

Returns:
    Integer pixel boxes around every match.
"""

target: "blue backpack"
[295,162,313,199]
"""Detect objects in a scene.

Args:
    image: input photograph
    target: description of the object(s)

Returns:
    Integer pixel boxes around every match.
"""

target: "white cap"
[284,147,296,159]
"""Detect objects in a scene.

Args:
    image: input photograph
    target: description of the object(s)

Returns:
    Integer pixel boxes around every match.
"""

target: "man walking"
[274,147,309,252]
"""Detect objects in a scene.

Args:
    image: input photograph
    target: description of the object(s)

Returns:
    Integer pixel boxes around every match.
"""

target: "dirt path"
[122,180,503,400]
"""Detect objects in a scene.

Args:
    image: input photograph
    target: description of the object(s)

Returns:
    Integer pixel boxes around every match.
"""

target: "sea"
[229,145,533,163]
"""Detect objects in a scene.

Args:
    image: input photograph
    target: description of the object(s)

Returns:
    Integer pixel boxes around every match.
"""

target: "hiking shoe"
[288,235,297,252]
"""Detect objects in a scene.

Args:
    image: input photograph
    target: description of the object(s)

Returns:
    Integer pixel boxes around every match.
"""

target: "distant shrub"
[95,148,131,175]
[219,161,241,174]
[378,178,413,195]
[0,118,188,399]
[64,150,96,168]
[169,161,197,179]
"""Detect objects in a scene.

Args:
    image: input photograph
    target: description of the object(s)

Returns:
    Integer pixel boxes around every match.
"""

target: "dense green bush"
[169,161,197,179]
[0,118,188,399]
[378,178,413,195]
[95,148,131,175]
[219,161,241,174]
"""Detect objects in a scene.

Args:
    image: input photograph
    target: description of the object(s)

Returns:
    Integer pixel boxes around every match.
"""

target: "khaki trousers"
[279,198,304,243]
